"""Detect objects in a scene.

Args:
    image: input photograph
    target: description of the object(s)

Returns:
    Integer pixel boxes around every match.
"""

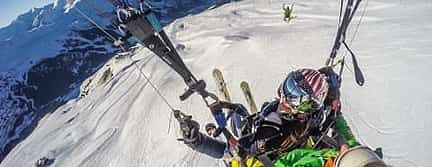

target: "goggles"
[280,72,320,113]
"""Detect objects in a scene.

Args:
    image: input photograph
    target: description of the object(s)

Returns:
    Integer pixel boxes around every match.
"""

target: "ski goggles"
[280,72,320,113]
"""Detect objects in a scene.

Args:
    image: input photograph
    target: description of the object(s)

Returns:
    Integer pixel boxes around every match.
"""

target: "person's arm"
[210,101,250,136]
[183,101,250,159]
[185,132,227,159]
[334,113,359,149]
[215,101,250,117]
[181,119,227,159]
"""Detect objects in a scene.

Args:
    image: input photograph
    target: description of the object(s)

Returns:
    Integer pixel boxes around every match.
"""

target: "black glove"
[181,119,201,144]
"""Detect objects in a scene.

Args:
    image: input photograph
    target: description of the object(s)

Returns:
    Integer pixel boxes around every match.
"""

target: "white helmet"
[335,146,387,167]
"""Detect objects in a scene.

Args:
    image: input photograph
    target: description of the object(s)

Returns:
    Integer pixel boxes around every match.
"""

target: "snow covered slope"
[0,0,233,161]
[2,0,431,166]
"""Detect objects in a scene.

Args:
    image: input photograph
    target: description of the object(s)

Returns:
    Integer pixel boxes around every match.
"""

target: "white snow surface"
[2,0,432,166]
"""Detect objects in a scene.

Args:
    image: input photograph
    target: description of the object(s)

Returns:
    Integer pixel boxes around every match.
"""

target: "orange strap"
[324,157,334,167]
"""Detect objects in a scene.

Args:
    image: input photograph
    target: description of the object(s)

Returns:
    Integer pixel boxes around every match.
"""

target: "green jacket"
[334,114,359,147]
[274,148,338,167]
[272,111,359,167]
[272,113,359,167]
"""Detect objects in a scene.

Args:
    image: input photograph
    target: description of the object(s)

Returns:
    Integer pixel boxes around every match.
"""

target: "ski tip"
[240,81,249,87]
[212,68,223,75]
[213,68,222,72]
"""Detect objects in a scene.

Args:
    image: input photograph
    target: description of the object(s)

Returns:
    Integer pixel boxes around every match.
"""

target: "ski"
[212,68,242,137]
[212,68,232,102]
[240,81,258,114]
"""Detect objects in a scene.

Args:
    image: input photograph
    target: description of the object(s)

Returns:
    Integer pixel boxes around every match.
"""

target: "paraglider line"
[74,6,177,113]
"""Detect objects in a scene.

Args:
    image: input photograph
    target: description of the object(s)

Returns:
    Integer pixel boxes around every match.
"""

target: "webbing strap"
[123,13,199,87]
[327,0,354,65]
[256,154,276,167]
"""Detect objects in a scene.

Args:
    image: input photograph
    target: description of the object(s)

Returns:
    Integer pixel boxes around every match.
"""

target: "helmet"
[205,123,216,132]
[278,69,329,113]
[334,146,387,167]
[204,123,217,136]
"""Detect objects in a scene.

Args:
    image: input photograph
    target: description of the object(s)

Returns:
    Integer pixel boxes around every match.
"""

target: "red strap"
[331,100,341,112]
[228,137,238,146]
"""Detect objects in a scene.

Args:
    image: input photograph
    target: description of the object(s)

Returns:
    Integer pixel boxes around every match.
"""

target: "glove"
[181,119,200,144]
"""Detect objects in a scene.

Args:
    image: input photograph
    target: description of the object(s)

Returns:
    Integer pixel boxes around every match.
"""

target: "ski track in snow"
[2,0,432,167]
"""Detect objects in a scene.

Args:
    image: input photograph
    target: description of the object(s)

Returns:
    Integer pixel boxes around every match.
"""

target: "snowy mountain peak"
[54,0,67,8]
[30,9,51,31]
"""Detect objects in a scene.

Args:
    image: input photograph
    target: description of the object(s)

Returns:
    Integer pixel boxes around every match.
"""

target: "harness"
[236,69,342,166]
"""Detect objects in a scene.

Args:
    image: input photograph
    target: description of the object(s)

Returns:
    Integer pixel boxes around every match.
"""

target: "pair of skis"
[212,68,258,137]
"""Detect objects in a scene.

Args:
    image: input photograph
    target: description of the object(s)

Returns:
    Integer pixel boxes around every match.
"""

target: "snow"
[2,0,432,166]
[0,72,34,152]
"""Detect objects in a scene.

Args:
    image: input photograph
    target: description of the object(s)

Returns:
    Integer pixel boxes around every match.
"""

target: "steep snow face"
[0,72,34,157]
[2,0,431,166]
[0,0,234,161]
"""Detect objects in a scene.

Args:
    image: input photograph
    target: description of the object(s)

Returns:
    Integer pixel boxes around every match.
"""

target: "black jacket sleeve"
[185,132,227,159]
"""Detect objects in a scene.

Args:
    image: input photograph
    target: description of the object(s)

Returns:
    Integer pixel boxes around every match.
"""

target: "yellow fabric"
[230,156,264,167]
[305,137,314,149]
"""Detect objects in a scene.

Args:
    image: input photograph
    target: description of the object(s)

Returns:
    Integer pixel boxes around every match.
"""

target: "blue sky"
[0,0,54,28]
